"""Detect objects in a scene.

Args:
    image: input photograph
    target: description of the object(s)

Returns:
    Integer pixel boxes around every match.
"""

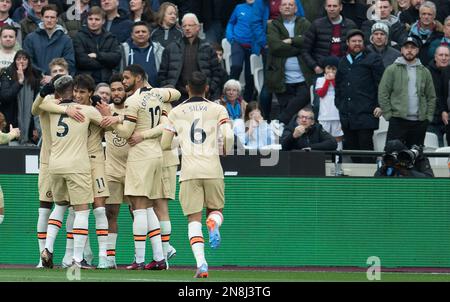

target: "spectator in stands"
[428,16,450,61]
[215,79,247,121]
[341,0,369,29]
[121,21,164,87]
[250,0,305,120]
[101,0,133,43]
[428,45,450,146]
[211,42,229,94]
[0,50,41,144]
[158,13,223,103]
[367,22,401,67]
[60,0,90,39]
[0,0,22,45]
[226,0,255,104]
[335,29,384,160]
[281,106,337,151]
[94,82,111,103]
[150,1,182,48]
[315,56,343,150]
[266,0,312,126]
[234,101,275,149]
[302,0,357,76]
[23,4,75,82]
[19,0,50,40]
[374,139,434,177]
[361,0,408,47]
[400,0,424,28]
[0,25,20,69]
[429,0,450,24]
[73,6,121,84]
[409,1,443,65]
[379,36,436,148]
[129,0,155,25]
[396,0,411,20]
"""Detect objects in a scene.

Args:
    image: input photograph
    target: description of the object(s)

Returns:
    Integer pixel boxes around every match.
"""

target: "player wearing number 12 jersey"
[161,71,234,278]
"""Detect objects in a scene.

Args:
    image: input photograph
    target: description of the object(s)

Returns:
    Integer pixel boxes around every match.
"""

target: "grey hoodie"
[394,56,422,120]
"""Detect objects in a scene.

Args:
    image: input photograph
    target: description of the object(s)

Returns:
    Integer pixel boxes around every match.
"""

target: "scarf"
[225,97,242,120]
[410,21,435,41]
[17,82,34,144]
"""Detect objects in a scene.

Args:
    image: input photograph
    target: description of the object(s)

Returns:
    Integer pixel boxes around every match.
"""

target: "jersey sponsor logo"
[113,134,127,147]
[46,191,53,198]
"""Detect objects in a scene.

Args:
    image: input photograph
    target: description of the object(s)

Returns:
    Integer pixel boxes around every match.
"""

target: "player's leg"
[144,199,166,270]
[61,206,75,268]
[205,179,225,249]
[44,202,69,256]
[36,165,54,267]
[67,173,94,269]
[126,196,148,270]
[104,179,124,269]
[91,163,110,268]
[180,179,208,278]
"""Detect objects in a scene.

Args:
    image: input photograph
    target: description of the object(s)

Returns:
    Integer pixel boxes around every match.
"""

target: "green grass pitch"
[0,268,450,282]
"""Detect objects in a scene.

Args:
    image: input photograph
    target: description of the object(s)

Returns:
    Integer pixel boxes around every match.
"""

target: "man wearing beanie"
[367,22,401,67]
[335,29,385,163]
[361,0,408,47]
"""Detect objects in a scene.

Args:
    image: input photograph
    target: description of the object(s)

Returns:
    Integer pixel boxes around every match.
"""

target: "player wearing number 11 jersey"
[161,71,234,278]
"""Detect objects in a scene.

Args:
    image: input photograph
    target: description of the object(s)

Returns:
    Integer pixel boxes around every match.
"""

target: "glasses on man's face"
[298,115,314,120]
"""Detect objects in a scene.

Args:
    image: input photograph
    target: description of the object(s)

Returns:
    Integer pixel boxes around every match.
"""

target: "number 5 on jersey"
[57,114,69,137]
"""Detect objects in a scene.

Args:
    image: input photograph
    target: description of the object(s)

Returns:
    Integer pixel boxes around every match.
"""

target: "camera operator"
[374,139,434,177]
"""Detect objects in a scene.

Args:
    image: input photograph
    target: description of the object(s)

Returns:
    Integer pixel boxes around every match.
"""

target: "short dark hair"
[132,21,150,32]
[124,64,147,81]
[41,4,59,16]
[109,73,123,84]
[188,71,207,95]
[0,25,17,37]
[73,74,96,92]
[325,0,342,6]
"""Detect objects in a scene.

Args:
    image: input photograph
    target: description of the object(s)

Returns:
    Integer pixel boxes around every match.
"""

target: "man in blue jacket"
[23,4,75,84]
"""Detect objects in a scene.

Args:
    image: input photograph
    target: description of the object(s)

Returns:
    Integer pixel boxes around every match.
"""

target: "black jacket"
[302,16,357,70]
[335,50,385,130]
[427,60,450,119]
[108,9,134,43]
[281,121,337,151]
[374,156,434,177]
[150,25,183,48]
[157,37,224,100]
[412,30,444,66]
[399,6,419,27]
[73,27,122,84]
[0,67,22,127]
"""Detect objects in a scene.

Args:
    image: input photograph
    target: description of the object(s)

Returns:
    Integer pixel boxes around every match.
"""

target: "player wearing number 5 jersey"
[44,75,105,269]
[161,71,234,278]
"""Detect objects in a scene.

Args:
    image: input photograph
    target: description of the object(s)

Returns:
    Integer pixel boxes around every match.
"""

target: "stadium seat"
[444,133,448,147]
[250,54,263,74]
[424,132,439,152]
[432,146,450,167]
[250,54,264,95]
[373,130,387,152]
[221,38,231,74]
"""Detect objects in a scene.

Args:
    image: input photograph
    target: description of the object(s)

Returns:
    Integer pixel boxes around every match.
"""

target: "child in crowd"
[314,56,343,151]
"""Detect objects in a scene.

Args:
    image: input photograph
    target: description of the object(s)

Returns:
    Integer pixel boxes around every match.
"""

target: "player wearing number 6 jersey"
[161,71,234,278]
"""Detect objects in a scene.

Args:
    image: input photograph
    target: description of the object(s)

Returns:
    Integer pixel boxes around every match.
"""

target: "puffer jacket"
[73,27,122,84]
[302,16,357,70]
[157,37,223,99]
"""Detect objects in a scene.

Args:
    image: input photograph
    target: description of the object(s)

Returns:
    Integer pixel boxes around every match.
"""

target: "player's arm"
[39,98,85,122]
[218,109,234,154]
[0,125,20,145]
[31,95,44,115]
[151,87,181,103]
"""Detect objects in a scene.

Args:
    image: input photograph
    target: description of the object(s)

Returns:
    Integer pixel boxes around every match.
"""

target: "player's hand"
[40,75,52,85]
[128,131,144,146]
[9,124,20,139]
[66,106,85,122]
[40,82,55,98]
[96,100,111,116]
[100,116,119,128]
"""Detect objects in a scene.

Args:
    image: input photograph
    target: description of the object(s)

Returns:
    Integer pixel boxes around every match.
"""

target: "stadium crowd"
[1,0,450,276]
